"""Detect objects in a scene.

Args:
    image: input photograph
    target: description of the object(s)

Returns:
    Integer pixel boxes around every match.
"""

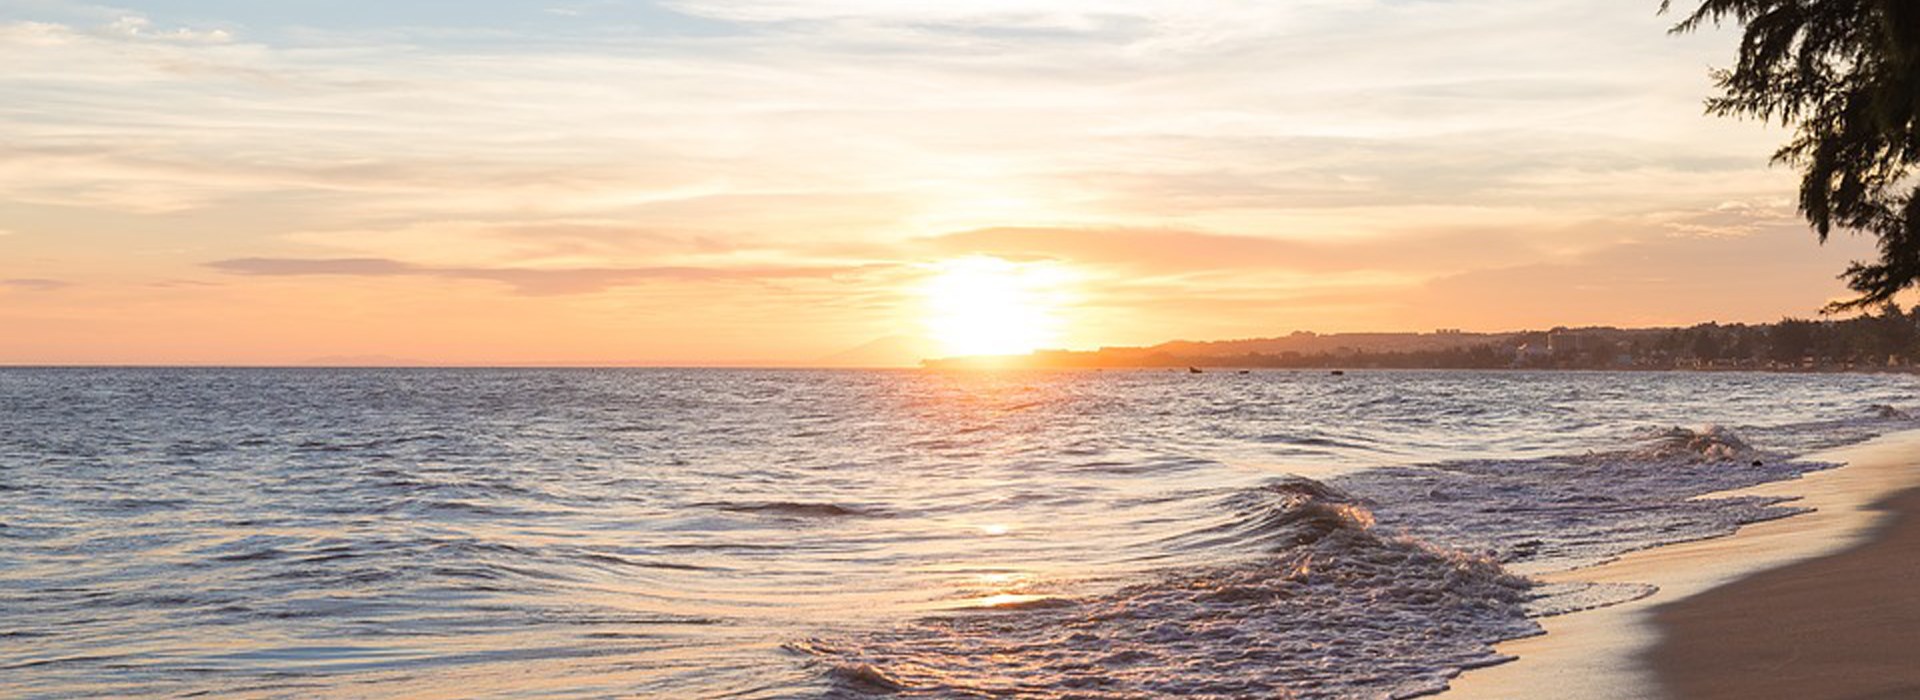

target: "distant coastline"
[924,309,1920,373]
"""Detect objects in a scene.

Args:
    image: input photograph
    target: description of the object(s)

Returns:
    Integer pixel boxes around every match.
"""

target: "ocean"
[3,368,1915,699]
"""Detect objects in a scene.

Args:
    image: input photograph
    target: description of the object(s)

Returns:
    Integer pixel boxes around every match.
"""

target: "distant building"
[1546,330,1580,354]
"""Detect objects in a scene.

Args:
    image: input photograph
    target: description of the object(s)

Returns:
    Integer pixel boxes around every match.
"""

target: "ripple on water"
[1,368,1916,698]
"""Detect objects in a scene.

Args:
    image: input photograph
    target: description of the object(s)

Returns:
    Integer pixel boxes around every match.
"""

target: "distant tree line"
[1133,345,1515,370]
[935,305,1920,371]
[1346,305,1920,371]
[1587,304,1920,369]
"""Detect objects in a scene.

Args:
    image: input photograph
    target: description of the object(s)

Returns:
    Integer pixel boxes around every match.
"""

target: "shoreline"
[1442,428,1920,700]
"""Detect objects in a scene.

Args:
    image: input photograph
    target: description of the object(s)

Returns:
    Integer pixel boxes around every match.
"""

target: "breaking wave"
[799,411,1918,699]
[1633,425,1755,461]
[798,479,1534,699]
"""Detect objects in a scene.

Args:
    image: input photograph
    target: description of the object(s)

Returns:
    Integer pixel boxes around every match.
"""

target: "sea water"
[2,368,1915,698]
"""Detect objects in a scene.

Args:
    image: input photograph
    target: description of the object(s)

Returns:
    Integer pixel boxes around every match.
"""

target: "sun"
[922,256,1071,358]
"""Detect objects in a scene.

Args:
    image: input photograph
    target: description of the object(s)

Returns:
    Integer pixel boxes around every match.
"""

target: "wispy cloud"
[0,1,1783,227]
[207,256,874,295]
[2,278,70,291]
[101,15,233,43]
[919,226,1552,275]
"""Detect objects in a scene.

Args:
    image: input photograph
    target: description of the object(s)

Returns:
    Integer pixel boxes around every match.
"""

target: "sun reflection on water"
[959,593,1053,610]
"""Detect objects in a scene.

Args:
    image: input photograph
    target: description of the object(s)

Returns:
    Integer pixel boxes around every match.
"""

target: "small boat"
[1188,367,1203,374]
[1330,370,1346,376]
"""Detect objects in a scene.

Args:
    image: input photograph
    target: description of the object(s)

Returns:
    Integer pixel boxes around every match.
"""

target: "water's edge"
[1440,427,1920,700]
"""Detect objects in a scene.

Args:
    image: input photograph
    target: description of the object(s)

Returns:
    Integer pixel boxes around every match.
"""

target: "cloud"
[278,219,744,268]
[2,278,70,291]
[210,257,414,276]
[0,0,1779,227]
[206,257,871,295]
[1657,199,1802,238]
[102,15,233,43]
[660,0,1157,33]
[918,226,1550,275]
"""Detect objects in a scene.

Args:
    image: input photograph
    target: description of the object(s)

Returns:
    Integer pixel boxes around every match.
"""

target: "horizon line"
[1,317,1898,370]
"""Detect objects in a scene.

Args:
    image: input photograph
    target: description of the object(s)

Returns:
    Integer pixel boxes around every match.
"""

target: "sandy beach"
[1445,428,1920,700]
[1650,486,1920,699]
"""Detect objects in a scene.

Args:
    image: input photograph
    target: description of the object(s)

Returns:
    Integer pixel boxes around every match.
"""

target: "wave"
[1632,424,1755,461]
[709,501,888,518]
[796,478,1537,699]
[799,406,1920,698]
[1347,426,1838,574]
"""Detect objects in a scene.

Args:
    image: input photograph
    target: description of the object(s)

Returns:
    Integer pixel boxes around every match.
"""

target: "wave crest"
[1634,425,1754,461]
[800,477,1537,699]
[1222,478,1378,548]
[1871,404,1912,420]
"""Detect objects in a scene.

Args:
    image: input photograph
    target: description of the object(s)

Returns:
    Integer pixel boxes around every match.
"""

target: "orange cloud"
[918,226,1549,275]
[1,278,68,291]
[207,257,875,295]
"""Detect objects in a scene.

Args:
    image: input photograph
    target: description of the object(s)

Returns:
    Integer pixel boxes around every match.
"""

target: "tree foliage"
[1664,0,1920,310]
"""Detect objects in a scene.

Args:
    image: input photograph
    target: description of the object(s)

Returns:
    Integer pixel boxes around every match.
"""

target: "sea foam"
[800,416,1912,699]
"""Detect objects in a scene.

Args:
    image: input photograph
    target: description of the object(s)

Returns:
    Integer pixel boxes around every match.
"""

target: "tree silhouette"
[1664,1,1920,310]
[1768,318,1817,362]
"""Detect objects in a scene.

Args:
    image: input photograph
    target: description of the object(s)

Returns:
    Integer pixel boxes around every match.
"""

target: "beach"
[1651,486,1920,699]
[1445,428,1920,700]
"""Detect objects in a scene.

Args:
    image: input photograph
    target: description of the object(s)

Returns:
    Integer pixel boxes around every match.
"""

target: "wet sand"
[1443,429,1920,700]
[1649,486,1920,699]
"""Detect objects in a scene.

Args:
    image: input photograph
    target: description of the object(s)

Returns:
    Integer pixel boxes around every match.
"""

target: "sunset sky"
[0,0,1889,365]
